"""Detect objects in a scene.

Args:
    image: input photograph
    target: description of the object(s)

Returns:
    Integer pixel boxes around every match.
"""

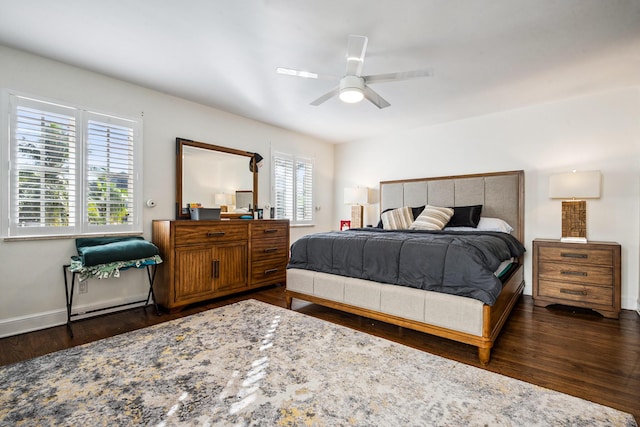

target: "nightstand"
[532,239,621,319]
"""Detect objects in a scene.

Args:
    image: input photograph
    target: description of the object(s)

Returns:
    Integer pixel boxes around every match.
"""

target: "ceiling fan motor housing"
[339,75,365,103]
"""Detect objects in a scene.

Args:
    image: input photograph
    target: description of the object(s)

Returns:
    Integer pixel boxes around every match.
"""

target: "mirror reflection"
[182,146,253,209]
[176,138,257,219]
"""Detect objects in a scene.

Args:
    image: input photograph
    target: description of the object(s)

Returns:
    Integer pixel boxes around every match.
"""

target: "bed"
[285,170,525,365]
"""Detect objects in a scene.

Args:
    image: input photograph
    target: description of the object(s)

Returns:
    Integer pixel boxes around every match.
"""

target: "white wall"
[0,46,334,337]
[335,88,640,311]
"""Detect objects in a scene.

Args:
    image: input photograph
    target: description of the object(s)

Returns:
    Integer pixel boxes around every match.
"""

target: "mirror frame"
[176,137,258,220]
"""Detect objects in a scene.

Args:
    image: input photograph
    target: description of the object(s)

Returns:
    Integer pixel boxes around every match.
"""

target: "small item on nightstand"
[340,220,351,231]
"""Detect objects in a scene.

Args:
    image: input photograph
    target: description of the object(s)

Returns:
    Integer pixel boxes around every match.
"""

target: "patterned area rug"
[0,300,636,426]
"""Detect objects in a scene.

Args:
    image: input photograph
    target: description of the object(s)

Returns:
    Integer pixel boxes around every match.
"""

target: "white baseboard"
[0,294,149,338]
[0,309,67,338]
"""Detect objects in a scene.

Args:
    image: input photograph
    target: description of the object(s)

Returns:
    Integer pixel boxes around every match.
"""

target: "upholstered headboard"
[380,170,524,243]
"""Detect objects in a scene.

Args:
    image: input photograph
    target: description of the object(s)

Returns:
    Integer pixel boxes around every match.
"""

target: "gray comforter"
[287,229,525,305]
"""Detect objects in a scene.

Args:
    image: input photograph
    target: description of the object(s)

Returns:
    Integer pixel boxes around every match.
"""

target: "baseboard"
[0,309,67,338]
[0,294,149,338]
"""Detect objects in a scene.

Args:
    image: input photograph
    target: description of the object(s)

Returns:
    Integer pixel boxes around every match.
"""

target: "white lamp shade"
[344,187,368,205]
[549,171,601,199]
[214,193,231,206]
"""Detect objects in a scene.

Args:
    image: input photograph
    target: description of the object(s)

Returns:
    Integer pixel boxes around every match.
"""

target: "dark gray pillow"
[446,205,483,228]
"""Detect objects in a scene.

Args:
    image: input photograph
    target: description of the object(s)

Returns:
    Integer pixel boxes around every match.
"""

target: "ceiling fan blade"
[363,86,391,109]
[310,87,340,106]
[345,35,368,76]
[276,67,337,81]
[364,68,434,84]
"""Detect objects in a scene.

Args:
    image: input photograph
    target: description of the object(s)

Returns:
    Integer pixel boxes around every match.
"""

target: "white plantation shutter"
[85,114,136,230]
[6,94,141,237]
[10,97,78,235]
[272,152,313,224]
[273,155,293,220]
[295,157,313,222]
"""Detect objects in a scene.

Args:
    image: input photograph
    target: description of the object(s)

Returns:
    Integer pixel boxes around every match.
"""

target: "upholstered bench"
[62,236,163,336]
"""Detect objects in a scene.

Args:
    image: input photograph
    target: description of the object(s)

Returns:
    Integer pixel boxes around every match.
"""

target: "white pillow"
[410,205,454,231]
[445,217,514,233]
[381,206,414,230]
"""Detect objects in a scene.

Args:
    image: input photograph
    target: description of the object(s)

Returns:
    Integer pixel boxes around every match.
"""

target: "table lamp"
[344,187,368,229]
[548,170,601,243]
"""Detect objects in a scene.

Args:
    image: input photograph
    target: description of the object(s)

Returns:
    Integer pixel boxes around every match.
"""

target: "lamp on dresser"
[214,193,231,212]
[344,187,368,229]
[548,170,601,243]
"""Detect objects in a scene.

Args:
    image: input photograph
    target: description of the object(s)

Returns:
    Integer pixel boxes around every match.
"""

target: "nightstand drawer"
[537,246,613,266]
[537,262,613,286]
[537,280,613,306]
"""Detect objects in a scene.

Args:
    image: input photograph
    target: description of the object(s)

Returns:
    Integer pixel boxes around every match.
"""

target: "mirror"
[176,138,258,219]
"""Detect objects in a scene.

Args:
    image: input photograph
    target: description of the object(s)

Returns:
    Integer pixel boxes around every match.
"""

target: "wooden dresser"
[152,219,289,311]
[532,239,621,318]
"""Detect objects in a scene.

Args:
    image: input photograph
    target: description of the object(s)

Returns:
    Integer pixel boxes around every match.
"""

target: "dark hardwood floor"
[1,285,638,423]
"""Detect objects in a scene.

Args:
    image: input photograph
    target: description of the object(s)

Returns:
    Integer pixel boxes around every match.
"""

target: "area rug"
[0,300,635,426]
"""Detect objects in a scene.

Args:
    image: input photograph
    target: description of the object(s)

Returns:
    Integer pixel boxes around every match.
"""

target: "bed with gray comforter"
[285,170,526,365]
[288,228,525,306]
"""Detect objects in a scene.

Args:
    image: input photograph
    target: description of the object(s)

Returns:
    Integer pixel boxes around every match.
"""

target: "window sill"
[3,231,143,242]
[290,223,315,228]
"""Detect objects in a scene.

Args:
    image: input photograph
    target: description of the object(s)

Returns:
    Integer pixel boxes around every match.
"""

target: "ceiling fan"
[276,35,433,109]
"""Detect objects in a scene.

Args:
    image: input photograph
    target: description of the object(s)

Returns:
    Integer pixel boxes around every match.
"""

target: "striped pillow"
[410,205,454,230]
[381,206,414,230]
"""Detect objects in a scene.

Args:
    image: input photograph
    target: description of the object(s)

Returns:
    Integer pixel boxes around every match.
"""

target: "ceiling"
[1,1,639,143]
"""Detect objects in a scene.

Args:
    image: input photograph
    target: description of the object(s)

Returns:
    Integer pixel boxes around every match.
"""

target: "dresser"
[532,239,621,319]
[152,219,289,311]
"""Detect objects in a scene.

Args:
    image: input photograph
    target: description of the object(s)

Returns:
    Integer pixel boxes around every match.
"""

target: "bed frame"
[285,170,525,365]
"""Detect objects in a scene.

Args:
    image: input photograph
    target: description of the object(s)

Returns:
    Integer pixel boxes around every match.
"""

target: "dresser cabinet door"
[174,245,215,302]
[213,241,248,292]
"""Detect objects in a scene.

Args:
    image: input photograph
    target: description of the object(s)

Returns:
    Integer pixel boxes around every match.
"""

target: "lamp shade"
[214,193,227,206]
[344,187,368,205]
[549,171,601,199]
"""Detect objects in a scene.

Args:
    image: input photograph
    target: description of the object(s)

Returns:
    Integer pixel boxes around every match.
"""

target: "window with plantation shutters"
[5,94,142,237]
[272,152,313,224]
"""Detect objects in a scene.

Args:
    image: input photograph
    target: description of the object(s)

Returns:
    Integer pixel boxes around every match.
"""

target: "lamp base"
[351,205,363,229]
[560,236,588,244]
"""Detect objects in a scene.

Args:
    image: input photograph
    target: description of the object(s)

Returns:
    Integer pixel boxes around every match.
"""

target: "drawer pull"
[212,260,220,278]
[560,288,587,296]
[264,268,279,275]
[561,252,588,259]
[263,229,278,234]
[561,270,587,277]
[263,247,278,253]
[206,231,225,237]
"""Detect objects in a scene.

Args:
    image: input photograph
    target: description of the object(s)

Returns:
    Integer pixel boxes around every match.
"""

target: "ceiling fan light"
[339,88,364,103]
[339,75,365,103]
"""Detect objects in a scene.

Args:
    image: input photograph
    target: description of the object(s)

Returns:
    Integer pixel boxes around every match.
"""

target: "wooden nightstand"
[532,239,621,319]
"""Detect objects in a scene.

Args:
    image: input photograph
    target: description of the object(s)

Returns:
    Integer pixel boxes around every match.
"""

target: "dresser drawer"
[537,246,613,266]
[175,223,248,245]
[250,221,289,238]
[251,259,287,285]
[537,262,613,286]
[251,238,289,262]
[537,280,613,307]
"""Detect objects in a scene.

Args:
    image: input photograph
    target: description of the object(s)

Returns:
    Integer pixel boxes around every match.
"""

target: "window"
[272,152,313,224]
[4,93,142,237]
